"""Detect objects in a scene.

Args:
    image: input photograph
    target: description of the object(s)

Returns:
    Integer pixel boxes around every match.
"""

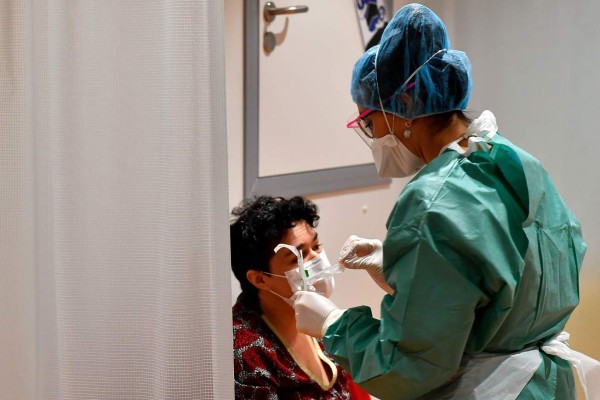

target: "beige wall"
[567,265,600,358]
[566,263,600,397]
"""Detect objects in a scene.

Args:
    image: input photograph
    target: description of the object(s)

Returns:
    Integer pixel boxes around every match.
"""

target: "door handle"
[263,1,309,23]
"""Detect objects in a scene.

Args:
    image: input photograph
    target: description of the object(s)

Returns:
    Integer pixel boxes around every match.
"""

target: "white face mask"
[265,250,339,301]
[267,268,334,308]
[370,47,443,179]
[285,250,337,298]
[371,133,425,178]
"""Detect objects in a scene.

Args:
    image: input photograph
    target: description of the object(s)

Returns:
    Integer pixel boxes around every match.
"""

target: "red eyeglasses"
[346,108,377,148]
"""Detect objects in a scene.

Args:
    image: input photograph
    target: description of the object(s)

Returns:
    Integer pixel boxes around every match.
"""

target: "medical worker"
[292,3,600,399]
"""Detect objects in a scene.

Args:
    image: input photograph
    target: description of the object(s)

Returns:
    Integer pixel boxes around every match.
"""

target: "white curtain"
[0,1,232,399]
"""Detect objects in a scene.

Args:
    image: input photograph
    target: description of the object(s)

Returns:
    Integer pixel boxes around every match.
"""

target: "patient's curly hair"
[230,196,319,303]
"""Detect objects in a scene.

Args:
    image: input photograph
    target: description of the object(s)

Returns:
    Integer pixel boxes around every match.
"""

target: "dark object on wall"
[365,22,388,50]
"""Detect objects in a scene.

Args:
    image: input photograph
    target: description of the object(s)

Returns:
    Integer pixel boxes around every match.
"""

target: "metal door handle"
[264,1,309,22]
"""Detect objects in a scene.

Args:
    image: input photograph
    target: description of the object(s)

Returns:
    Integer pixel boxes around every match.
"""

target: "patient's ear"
[246,270,269,290]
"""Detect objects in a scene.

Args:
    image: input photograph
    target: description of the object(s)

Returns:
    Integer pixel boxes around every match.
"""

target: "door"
[244,0,391,196]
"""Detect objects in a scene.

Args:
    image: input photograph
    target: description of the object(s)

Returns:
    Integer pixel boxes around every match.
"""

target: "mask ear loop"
[374,47,448,135]
[374,46,395,136]
[274,244,307,291]
[400,48,447,93]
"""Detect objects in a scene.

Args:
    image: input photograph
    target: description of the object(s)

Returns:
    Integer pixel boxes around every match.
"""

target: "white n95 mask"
[283,250,341,298]
[371,134,425,178]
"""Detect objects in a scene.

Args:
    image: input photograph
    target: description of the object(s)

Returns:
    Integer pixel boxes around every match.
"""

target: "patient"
[230,195,370,399]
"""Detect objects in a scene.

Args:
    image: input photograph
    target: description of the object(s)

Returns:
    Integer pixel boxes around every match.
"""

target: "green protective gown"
[323,134,586,400]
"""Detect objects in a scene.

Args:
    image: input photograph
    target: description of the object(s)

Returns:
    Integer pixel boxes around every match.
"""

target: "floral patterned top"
[233,294,371,399]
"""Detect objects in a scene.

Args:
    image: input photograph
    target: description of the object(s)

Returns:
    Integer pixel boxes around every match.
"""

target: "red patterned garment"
[233,294,371,400]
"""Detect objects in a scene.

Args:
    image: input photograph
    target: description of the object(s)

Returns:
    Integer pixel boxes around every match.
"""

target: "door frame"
[243,0,389,197]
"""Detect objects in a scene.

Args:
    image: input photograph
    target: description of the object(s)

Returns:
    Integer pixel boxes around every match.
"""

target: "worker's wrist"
[368,270,394,295]
[321,308,346,337]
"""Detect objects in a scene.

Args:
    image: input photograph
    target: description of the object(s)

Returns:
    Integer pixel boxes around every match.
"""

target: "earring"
[404,121,412,138]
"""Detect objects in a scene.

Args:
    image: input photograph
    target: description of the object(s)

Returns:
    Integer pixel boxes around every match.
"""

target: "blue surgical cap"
[351,3,472,119]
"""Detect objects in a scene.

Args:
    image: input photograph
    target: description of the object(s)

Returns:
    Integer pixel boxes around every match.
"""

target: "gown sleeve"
[324,229,484,399]
[323,154,528,399]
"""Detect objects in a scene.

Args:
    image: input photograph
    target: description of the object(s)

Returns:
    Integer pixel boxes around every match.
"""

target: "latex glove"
[292,291,346,338]
[339,235,383,274]
[339,235,394,295]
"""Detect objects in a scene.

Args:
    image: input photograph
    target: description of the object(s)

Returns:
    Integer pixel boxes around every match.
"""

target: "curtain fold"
[1,1,232,399]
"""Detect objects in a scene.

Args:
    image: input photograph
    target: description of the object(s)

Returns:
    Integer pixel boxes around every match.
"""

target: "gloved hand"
[339,235,383,274]
[339,235,394,295]
[292,291,346,338]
